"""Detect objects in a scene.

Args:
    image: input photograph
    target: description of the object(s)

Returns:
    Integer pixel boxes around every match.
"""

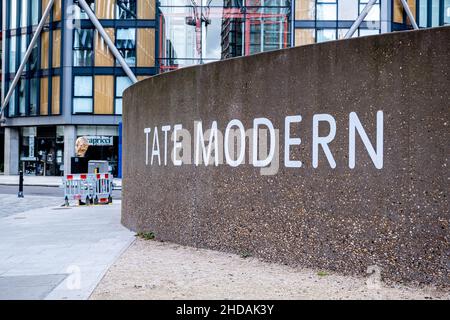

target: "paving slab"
[0,200,135,300]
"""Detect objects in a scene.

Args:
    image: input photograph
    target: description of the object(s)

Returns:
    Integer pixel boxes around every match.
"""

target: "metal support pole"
[77,0,138,84]
[344,0,377,39]
[18,170,24,198]
[400,0,419,30]
[0,0,55,120]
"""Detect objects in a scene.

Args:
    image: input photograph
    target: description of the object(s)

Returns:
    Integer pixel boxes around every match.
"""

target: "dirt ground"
[90,238,449,300]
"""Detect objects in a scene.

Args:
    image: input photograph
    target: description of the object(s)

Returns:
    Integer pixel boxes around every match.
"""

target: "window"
[20,35,28,72]
[73,76,93,113]
[79,0,95,19]
[116,28,136,67]
[317,0,337,20]
[31,0,39,25]
[360,0,380,22]
[9,36,17,73]
[338,0,358,20]
[20,0,28,27]
[30,43,39,72]
[73,29,94,67]
[431,0,440,26]
[317,29,336,42]
[115,77,133,115]
[445,0,450,24]
[30,78,39,116]
[9,0,17,29]
[117,0,137,19]
[8,88,16,117]
[359,29,379,36]
[19,79,26,116]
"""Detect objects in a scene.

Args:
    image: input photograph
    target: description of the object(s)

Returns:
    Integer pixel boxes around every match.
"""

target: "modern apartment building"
[1,0,448,176]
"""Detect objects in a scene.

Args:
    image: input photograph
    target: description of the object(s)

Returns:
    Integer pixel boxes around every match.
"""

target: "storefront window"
[73,29,94,67]
[77,126,120,176]
[20,127,37,174]
[116,28,136,67]
[115,77,133,115]
[73,76,94,113]
[20,127,64,176]
[117,0,137,19]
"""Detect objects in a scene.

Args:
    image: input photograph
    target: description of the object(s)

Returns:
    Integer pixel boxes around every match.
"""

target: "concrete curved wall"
[122,27,449,287]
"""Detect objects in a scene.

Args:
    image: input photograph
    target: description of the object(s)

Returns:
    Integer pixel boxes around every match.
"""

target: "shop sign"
[86,136,114,146]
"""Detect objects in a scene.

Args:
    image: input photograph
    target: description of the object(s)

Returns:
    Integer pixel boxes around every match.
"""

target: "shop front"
[19,126,64,176]
[77,126,119,176]
[19,125,119,176]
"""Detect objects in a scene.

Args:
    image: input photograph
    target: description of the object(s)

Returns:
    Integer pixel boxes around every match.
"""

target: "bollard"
[18,171,24,198]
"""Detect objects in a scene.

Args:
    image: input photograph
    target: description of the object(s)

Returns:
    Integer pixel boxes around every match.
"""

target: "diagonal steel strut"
[77,0,138,84]
[1,0,55,119]
[344,0,419,39]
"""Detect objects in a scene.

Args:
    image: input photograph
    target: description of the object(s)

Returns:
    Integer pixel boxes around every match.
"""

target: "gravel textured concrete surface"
[90,239,450,300]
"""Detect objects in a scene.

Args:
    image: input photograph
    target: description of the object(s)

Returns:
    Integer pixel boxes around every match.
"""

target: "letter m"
[195,121,219,166]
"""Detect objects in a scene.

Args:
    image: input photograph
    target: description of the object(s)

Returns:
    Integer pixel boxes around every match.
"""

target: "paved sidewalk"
[0,194,63,219]
[0,175,122,189]
[0,200,134,300]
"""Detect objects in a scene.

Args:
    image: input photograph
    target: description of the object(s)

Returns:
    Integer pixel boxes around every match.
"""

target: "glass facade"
[295,0,381,46]
[158,0,292,71]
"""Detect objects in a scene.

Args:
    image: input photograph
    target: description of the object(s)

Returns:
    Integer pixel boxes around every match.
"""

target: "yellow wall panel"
[94,76,114,114]
[40,78,49,115]
[137,28,155,67]
[95,29,115,67]
[41,31,50,69]
[394,0,404,23]
[53,0,62,21]
[97,0,115,19]
[52,77,60,115]
[52,29,61,68]
[138,0,156,19]
[295,0,315,20]
[295,29,315,46]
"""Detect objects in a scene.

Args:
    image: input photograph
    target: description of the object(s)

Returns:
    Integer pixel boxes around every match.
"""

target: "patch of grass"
[136,232,155,240]
[240,251,251,259]
[317,271,329,277]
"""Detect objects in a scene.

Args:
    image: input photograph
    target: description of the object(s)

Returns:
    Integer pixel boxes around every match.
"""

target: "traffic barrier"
[63,173,113,206]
